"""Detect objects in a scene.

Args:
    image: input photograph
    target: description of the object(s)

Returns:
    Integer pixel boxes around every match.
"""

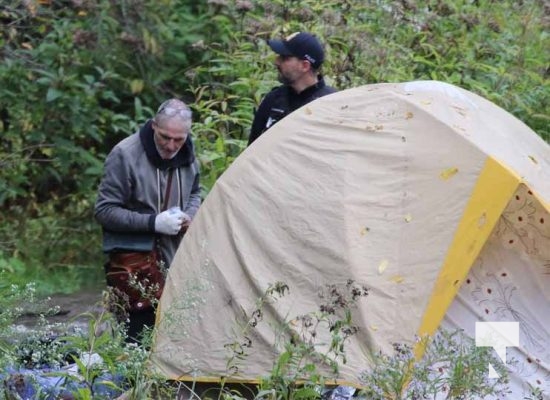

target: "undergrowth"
[0,280,529,399]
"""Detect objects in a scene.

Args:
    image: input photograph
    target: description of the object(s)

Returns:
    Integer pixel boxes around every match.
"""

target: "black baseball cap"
[267,32,325,69]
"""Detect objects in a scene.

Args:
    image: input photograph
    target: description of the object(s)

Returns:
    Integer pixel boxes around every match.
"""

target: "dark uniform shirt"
[248,76,336,146]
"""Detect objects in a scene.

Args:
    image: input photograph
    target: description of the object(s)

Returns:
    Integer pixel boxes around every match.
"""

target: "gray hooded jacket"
[94,120,201,266]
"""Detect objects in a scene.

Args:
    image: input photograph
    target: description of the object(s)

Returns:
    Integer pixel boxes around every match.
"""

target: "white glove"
[155,208,185,235]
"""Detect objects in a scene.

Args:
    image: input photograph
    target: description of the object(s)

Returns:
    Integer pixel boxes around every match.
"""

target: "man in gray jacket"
[95,98,201,343]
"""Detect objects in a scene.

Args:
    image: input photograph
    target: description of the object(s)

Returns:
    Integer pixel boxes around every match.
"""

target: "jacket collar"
[289,75,327,97]
[139,119,195,170]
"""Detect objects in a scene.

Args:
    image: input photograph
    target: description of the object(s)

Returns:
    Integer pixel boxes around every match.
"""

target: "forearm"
[95,202,156,233]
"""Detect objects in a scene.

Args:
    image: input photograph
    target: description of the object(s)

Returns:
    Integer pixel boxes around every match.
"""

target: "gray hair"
[154,98,193,125]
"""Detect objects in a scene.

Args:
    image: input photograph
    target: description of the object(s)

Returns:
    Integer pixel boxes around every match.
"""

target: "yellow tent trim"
[415,156,520,356]
[166,375,361,388]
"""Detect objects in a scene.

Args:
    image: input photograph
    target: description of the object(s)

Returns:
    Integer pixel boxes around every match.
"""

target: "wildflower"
[235,0,253,12]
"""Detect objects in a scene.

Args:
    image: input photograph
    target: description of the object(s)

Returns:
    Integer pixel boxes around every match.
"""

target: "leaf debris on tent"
[378,260,389,275]
[440,167,459,180]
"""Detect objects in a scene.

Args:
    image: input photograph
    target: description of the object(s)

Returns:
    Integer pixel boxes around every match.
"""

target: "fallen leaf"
[404,214,412,223]
[378,259,389,275]
[405,111,414,120]
[390,275,404,284]
[440,167,459,180]
[528,155,538,165]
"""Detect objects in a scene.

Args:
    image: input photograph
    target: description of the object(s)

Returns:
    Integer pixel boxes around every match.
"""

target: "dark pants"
[126,308,156,345]
[104,260,158,345]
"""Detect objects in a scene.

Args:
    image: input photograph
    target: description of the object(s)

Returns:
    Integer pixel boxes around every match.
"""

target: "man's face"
[275,55,308,85]
[152,117,189,159]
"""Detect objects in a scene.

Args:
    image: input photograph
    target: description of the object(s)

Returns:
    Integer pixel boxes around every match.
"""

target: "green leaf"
[293,388,321,400]
[46,88,63,102]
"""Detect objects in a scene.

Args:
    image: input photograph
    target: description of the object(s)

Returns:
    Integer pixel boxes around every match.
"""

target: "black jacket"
[248,76,336,145]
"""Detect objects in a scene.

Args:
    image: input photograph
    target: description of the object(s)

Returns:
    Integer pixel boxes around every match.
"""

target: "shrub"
[1,0,548,292]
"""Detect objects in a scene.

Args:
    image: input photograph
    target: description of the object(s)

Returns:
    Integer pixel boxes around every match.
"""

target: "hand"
[155,209,184,235]
[181,212,191,229]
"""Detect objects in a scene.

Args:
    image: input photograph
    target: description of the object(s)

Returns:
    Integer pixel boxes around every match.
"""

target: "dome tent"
[150,81,550,397]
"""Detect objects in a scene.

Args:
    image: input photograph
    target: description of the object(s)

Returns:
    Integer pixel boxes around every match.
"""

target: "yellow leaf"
[22,120,33,132]
[78,10,88,16]
[528,155,538,165]
[378,259,389,275]
[390,275,404,284]
[404,214,412,223]
[21,42,33,50]
[130,79,144,94]
[360,227,370,236]
[41,147,53,157]
[405,111,413,120]
[440,167,459,180]
[370,325,378,331]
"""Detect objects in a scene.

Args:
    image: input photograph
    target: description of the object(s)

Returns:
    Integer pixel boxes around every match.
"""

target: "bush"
[1,0,548,293]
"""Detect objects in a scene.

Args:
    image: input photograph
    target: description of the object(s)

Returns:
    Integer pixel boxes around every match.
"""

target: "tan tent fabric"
[151,81,550,397]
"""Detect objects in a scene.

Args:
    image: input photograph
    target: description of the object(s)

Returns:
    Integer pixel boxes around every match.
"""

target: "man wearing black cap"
[247,32,337,146]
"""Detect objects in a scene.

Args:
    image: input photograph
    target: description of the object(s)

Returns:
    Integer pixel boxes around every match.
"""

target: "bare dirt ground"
[15,289,105,331]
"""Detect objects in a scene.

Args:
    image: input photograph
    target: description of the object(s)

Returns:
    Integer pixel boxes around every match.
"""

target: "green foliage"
[223,281,369,400]
[0,280,40,365]
[0,0,218,292]
[1,0,548,293]
[173,0,550,196]
[224,281,290,376]
[360,330,510,399]
[0,281,535,399]
[255,281,370,400]
[0,288,181,399]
